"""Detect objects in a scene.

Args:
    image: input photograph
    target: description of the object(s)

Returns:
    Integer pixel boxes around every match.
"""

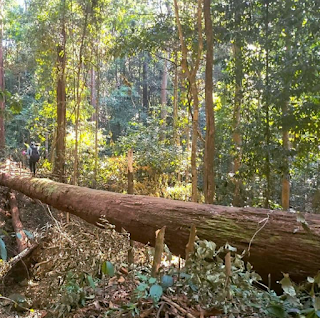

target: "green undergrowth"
[48,239,320,318]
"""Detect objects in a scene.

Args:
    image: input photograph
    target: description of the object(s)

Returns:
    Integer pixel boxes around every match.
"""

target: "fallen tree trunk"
[0,173,319,283]
[8,191,28,252]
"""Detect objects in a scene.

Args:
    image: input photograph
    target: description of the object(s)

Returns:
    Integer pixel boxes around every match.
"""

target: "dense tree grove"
[2,0,320,211]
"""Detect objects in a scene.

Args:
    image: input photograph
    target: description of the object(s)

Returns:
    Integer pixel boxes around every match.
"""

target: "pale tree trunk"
[45,130,49,159]
[281,0,292,211]
[0,0,5,150]
[90,67,96,122]
[203,0,215,204]
[127,148,134,263]
[127,149,134,195]
[190,81,199,202]
[94,59,100,188]
[231,5,243,207]
[174,0,203,202]
[185,115,190,184]
[142,54,148,112]
[281,107,290,210]
[173,52,179,146]
[73,5,89,186]
[54,0,67,182]
[160,57,168,140]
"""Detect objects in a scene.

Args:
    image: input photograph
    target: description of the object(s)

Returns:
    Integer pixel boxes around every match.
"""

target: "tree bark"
[232,1,243,207]
[127,148,134,195]
[8,191,28,253]
[94,60,100,188]
[142,54,148,112]
[203,0,215,204]
[264,0,271,208]
[54,0,67,182]
[160,57,168,140]
[0,0,5,150]
[173,52,179,146]
[174,0,203,202]
[281,0,292,211]
[73,4,89,186]
[0,173,319,284]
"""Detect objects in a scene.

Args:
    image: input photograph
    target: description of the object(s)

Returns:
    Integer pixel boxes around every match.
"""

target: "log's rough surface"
[9,191,28,252]
[0,173,320,283]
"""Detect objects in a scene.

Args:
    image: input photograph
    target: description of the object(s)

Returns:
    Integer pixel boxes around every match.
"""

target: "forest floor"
[0,179,214,318]
[1,161,305,318]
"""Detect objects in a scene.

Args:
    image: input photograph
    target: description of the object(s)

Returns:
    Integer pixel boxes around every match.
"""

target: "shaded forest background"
[1,0,320,211]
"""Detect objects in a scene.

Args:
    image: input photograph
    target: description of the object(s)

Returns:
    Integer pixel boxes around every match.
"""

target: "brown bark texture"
[231,1,244,207]
[127,149,134,195]
[281,2,292,211]
[203,0,215,204]
[0,0,5,149]
[174,0,203,202]
[8,191,28,252]
[151,226,166,277]
[0,173,319,283]
[54,0,67,181]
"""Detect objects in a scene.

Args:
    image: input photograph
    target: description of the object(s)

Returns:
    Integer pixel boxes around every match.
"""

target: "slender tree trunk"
[142,53,148,112]
[127,149,134,195]
[173,52,179,146]
[281,0,292,211]
[54,0,67,182]
[203,0,215,204]
[94,59,100,188]
[45,130,49,159]
[90,67,96,122]
[160,57,168,140]
[185,115,190,184]
[281,106,290,210]
[232,5,243,207]
[190,80,199,202]
[174,0,203,202]
[73,6,89,185]
[0,0,5,150]
[264,0,271,208]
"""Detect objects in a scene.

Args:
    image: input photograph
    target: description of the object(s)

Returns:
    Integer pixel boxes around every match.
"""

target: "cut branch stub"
[151,226,166,277]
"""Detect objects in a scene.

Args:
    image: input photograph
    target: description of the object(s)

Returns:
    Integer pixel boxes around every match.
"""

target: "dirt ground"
[0,186,144,318]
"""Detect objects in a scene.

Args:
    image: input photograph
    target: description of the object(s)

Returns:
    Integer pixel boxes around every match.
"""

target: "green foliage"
[185,240,275,316]
[53,271,88,318]
[101,261,115,277]
[133,273,164,304]
[116,117,182,175]
[0,237,7,261]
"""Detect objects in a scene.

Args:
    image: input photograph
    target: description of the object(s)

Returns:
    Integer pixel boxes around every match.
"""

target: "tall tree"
[173,52,179,146]
[142,53,148,112]
[264,0,271,208]
[160,57,168,140]
[231,0,243,207]
[280,0,292,211]
[174,0,203,202]
[203,0,215,204]
[0,0,5,150]
[73,2,90,185]
[54,0,67,182]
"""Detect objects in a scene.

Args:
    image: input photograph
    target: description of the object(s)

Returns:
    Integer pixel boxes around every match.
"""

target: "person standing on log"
[27,141,40,176]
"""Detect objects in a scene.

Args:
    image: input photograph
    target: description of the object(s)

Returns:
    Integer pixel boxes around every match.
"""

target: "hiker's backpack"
[30,146,40,162]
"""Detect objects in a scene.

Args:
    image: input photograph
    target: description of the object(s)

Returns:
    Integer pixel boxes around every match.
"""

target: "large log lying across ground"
[0,173,320,283]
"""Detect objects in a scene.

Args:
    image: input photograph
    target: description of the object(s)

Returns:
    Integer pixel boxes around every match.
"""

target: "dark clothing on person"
[29,160,36,176]
[27,143,40,176]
